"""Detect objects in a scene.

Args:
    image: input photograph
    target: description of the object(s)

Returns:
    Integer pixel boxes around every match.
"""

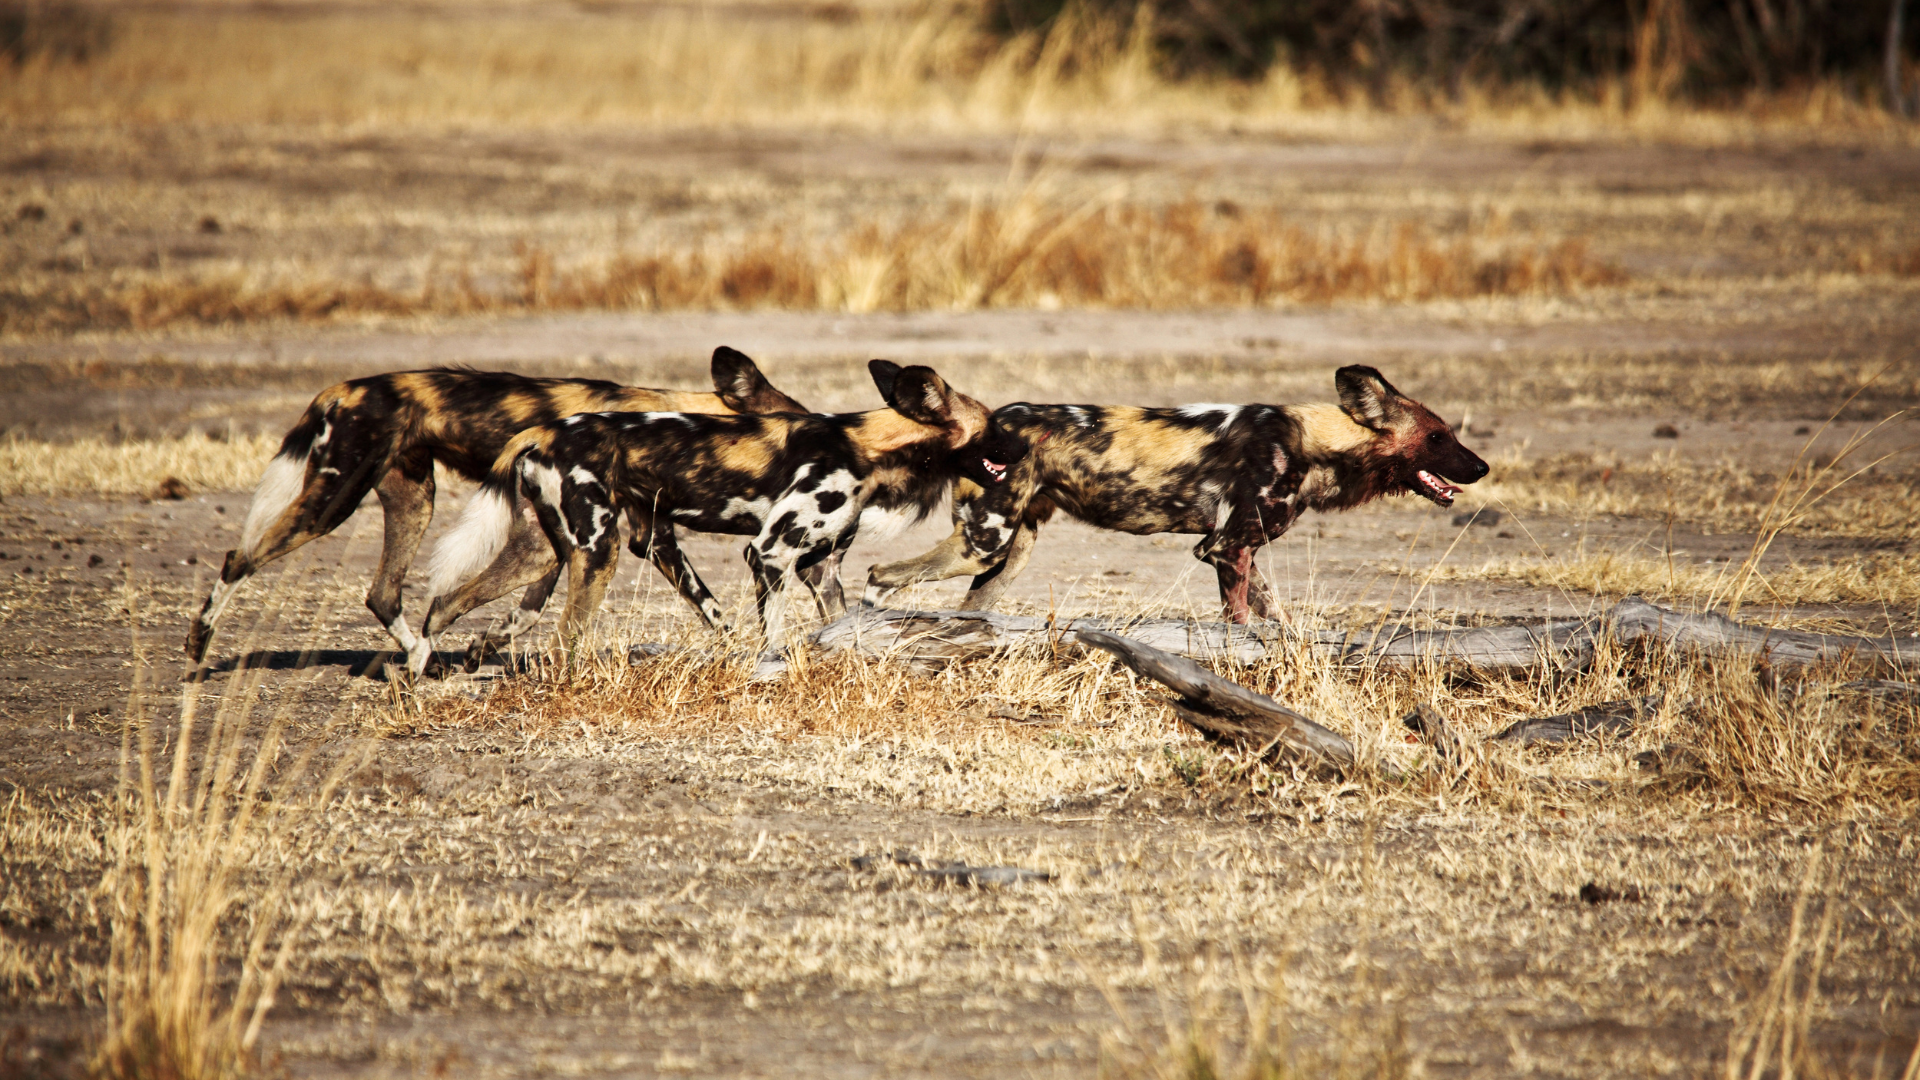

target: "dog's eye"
[1428,431,1445,444]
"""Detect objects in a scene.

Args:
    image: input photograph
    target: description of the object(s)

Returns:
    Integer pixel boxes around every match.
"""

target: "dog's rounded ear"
[867,359,903,401]
[1336,365,1407,430]
[878,364,953,425]
[713,346,791,413]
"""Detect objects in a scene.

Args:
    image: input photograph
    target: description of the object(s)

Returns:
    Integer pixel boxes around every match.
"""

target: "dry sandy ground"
[4,310,1917,1078]
[3,126,1919,1078]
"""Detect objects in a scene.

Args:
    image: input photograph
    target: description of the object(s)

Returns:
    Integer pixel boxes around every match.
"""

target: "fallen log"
[810,607,1280,666]
[1074,628,1356,768]
[1605,598,1915,670]
[1492,693,1664,744]
[806,598,1914,674]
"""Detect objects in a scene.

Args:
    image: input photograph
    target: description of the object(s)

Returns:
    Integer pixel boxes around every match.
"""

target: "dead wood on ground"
[809,598,1915,673]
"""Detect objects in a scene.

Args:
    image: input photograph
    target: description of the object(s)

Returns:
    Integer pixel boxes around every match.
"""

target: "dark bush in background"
[0,0,112,66]
[983,0,1919,108]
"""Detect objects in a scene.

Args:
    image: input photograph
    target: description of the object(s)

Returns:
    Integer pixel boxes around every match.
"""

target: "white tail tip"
[427,489,514,599]
[239,452,310,552]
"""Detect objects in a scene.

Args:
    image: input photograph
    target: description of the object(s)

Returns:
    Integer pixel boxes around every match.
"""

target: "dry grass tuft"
[88,567,363,1079]
[539,201,1623,314]
[0,198,1623,334]
[0,433,278,498]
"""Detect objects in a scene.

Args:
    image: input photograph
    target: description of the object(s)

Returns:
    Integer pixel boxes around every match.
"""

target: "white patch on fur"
[1067,407,1095,428]
[855,503,916,543]
[198,577,242,631]
[426,488,515,599]
[239,452,309,552]
[522,459,566,512]
[720,496,773,527]
[1298,465,1340,505]
[385,613,419,652]
[568,466,601,487]
[575,500,614,550]
[1177,403,1241,432]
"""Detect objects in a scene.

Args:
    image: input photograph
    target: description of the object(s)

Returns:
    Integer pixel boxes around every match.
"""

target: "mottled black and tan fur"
[864,365,1489,623]
[185,348,806,665]
[418,360,1026,669]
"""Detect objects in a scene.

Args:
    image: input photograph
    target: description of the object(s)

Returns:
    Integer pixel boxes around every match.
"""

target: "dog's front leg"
[629,511,728,632]
[558,538,620,668]
[751,477,861,650]
[1211,544,1260,625]
[800,542,849,620]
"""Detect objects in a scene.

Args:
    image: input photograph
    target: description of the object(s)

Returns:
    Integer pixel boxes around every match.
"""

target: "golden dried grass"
[1426,547,1920,609]
[92,563,364,1079]
[3,548,1914,1075]
[1465,447,1920,543]
[0,433,278,498]
[0,199,1623,334]
[3,5,1914,143]
[414,594,1920,819]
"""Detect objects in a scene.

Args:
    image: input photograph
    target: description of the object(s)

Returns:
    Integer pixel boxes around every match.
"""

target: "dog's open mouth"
[982,458,1009,482]
[1415,469,1461,505]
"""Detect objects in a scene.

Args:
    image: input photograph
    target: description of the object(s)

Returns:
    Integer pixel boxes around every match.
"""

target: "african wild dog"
[863,365,1489,623]
[185,348,807,665]
[416,360,1027,671]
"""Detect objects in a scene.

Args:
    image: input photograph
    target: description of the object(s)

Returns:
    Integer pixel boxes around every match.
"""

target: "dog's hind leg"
[365,450,435,657]
[464,566,559,673]
[417,507,559,674]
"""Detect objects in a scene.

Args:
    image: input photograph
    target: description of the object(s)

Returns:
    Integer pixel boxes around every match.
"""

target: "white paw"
[405,638,435,675]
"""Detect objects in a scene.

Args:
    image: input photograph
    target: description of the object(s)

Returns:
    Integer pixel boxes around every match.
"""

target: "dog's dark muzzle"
[1410,446,1490,506]
[957,422,1029,486]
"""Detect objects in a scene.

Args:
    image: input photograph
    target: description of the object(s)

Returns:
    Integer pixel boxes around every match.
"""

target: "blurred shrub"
[980,0,1916,100]
[0,0,112,65]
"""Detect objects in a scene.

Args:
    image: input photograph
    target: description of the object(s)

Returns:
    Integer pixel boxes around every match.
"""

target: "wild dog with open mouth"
[863,365,1488,623]
[417,360,1027,670]
[185,348,807,665]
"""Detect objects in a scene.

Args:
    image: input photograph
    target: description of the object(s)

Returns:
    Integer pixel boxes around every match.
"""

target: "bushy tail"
[239,399,330,552]
[426,429,547,598]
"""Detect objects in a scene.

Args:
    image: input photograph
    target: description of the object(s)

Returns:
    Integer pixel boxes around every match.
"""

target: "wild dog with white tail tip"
[418,360,1026,671]
[185,348,807,665]
[864,365,1489,623]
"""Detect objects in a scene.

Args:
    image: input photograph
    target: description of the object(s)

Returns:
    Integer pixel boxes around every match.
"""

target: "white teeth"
[1417,470,1458,501]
